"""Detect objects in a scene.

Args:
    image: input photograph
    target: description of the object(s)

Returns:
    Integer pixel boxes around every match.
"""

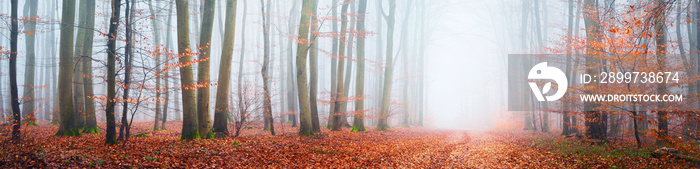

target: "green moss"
[180,129,201,140]
[352,126,365,132]
[299,130,314,136]
[133,133,149,137]
[82,126,101,134]
[206,132,214,139]
[24,121,39,126]
[55,127,82,136]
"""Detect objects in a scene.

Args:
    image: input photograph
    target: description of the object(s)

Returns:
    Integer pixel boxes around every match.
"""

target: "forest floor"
[0,122,698,168]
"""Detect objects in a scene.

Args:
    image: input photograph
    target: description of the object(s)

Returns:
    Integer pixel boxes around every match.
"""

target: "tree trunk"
[353,0,368,132]
[653,0,668,145]
[213,0,238,138]
[9,0,22,140]
[74,0,88,130]
[162,0,175,130]
[308,0,320,133]
[233,0,247,137]
[376,0,396,131]
[296,0,315,135]
[287,0,300,127]
[176,0,201,140]
[332,0,350,131]
[82,0,99,134]
[583,0,605,141]
[261,0,275,135]
[195,0,215,139]
[118,0,135,141]
[327,1,338,129]
[105,0,122,144]
[56,0,79,137]
[148,0,162,131]
[22,0,38,125]
[340,3,355,128]
[399,0,413,127]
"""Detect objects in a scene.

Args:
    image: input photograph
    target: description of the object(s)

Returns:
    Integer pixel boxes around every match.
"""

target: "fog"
[3,0,691,132]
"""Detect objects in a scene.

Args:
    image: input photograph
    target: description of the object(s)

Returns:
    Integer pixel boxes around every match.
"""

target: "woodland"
[0,0,699,168]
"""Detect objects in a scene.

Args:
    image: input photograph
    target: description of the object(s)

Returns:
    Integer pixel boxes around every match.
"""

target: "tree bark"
[261,0,275,135]
[148,0,162,132]
[353,0,368,132]
[56,0,79,137]
[583,0,605,141]
[176,0,201,140]
[376,0,396,131]
[653,0,668,145]
[296,0,315,135]
[82,0,99,134]
[118,0,135,141]
[332,0,350,131]
[9,0,22,140]
[74,0,88,130]
[308,0,320,133]
[162,0,175,130]
[213,0,238,138]
[22,0,38,125]
[196,0,216,139]
[105,0,122,144]
[327,1,338,129]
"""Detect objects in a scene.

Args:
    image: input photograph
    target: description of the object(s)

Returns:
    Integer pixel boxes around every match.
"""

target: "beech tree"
[196,0,215,139]
[331,0,350,131]
[55,0,79,137]
[353,0,368,132]
[376,0,396,131]
[82,0,98,134]
[22,0,38,125]
[213,0,238,137]
[260,0,275,135]
[176,0,201,140]
[296,0,315,135]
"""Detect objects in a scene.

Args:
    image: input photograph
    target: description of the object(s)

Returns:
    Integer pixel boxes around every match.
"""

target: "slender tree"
[583,0,605,140]
[148,0,162,131]
[118,0,135,141]
[162,0,175,130]
[9,0,22,140]
[74,0,88,130]
[308,0,321,132]
[196,0,216,139]
[352,0,368,132]
[105,0,122,144]
[376,0,396,131]
[213,0,238,137]
[176,0,201,140]
[327,0,339,129]
[653,0,668,145]
[260,0,276,135]
[332,0,350,131]
[83,0,99,134]
[22,0,38,125]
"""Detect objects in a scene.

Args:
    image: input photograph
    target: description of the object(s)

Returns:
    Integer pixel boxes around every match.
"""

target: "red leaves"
[2,123,697,167]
